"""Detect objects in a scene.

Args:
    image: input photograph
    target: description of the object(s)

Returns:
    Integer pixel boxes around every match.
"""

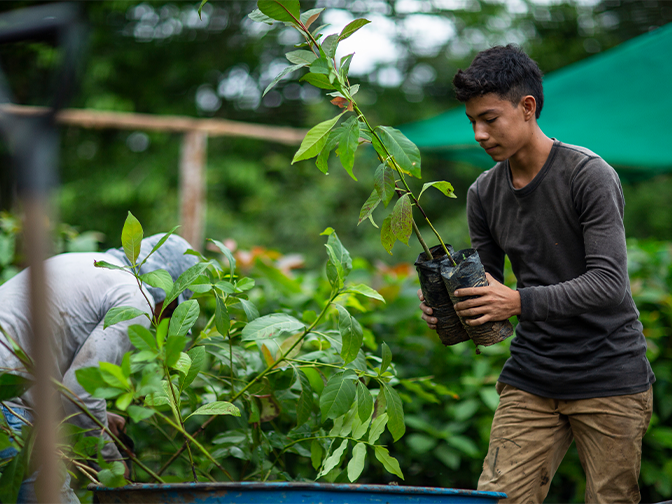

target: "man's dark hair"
[453,44,544,119]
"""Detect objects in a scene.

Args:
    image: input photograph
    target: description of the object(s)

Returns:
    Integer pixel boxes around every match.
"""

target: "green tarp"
[400,23,672,181]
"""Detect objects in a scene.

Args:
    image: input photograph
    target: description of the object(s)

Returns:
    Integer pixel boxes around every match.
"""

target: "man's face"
[465,93,531,162]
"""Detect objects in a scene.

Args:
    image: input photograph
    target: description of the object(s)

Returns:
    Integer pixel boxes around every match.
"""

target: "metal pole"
[179,130,208,252]
[0,4,84,502]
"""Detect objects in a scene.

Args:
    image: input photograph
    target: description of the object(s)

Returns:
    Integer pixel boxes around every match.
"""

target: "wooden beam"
[179,131,207,252]
[0,104,307,145]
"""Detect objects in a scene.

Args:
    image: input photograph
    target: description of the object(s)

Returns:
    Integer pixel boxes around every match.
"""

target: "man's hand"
[453,273,521,325]
[107,412,126,437]
[417,289,438,330]
[107,412,133,479]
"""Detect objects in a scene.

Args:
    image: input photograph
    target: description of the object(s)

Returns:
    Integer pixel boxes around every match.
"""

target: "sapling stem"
[351,103,455,265]
[164,362,198,482]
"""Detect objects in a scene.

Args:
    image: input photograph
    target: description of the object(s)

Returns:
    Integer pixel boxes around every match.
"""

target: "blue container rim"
[90,481,506,498]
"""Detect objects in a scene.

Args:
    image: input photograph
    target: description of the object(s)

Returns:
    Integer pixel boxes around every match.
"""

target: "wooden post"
[179,130,207,252]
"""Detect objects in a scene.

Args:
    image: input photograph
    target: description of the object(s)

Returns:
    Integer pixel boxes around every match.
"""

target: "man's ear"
[521,95,537,121]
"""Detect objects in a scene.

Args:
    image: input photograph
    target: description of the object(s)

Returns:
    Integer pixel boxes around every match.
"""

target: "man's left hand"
[453,273,521,325]
[107,412,126,437]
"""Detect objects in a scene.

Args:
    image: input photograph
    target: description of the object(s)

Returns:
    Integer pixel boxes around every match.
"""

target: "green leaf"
[380,342,392,375]
[319,438,348,477]
[115,391,133,411]
[357,383,374,421]
[292,113,344,164]
[257,0,300,24]
[374,388,387,418]
[181,346,205,389]
[165,262,209,306]
[173,352,192,376]
[98,466,127,488]
[315,130,339,174]
[296,369,313,427]
[347,442,367,482]
[336,305,363,364]
[248,8,275,24]
[338,117,360,180]
[237,298,259,322]
[164,335,188,368]
[121,352,131,378]
[99,362,129,389]
[376,126,421,178]
[236,277,255,292]
[303,367,326,396]
[338,18,371,41]
[345,284,385,303]
[127,405,155,423]
[263,63,303,97]
[92,387,126,399]
[286,49,317,66]
[320,370,357,420]
[0,373,33,401]
[128,324,157,352]
[186,401,241,420]
[215,280,235,295]
[104,306,147,329]
[368,412,388,443]
[156,318,169,350]
[301,8,324,26]
[358,190,381,227]
[168,300,200,338]
[373,445,404,480]
[418,181,456,201]
[212,295,230,337]
[138,226,180,270]
[311,439,323,470]
[374,164,396,207]
[0,437,30,504]
[324,230,352,289]
[140,269,173,298]
[309,56,332,76]
[300,72,337,90]
[93,260,128,271]
[381,214,396,255]
[340,54,354,80]
[208,239,236,279]
[321,34,339,59]
[382,383,405,442]
[75,367,107,396]
[121,211,143,266]
[241,313,305,341]
[391,194,413,245]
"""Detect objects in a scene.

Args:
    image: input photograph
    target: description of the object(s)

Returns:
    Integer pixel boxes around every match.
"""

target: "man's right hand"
[418,289,438,330]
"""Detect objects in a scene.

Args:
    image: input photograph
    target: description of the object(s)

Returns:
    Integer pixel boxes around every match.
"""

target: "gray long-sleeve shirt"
[467,140,654,399]
[0,252,154,461]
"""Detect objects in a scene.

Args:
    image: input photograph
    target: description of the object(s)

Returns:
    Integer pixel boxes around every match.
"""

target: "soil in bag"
[415,244,470,346]
[441,249,513,348]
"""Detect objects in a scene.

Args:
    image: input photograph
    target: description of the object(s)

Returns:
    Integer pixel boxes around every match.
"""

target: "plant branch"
[53,379,166,483]
[154,410,233,480]
[164,363,198,482]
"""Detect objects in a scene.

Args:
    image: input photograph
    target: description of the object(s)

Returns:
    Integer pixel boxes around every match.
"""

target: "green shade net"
[399,23,672,182]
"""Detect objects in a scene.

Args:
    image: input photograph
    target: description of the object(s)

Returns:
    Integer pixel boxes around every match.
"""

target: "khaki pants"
[477,382,653,504]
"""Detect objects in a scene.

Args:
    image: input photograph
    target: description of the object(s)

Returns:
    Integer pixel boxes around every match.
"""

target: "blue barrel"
[91,482,505,503]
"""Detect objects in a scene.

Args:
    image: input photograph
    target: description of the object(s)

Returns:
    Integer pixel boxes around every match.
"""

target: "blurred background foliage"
[1,0,671,502]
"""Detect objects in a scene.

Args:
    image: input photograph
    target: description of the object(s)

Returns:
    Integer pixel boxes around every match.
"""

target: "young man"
[419,45,654,503]
[0,234,197,503]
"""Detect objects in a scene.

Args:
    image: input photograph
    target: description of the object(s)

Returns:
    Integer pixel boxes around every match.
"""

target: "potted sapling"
[249,0,513,350]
